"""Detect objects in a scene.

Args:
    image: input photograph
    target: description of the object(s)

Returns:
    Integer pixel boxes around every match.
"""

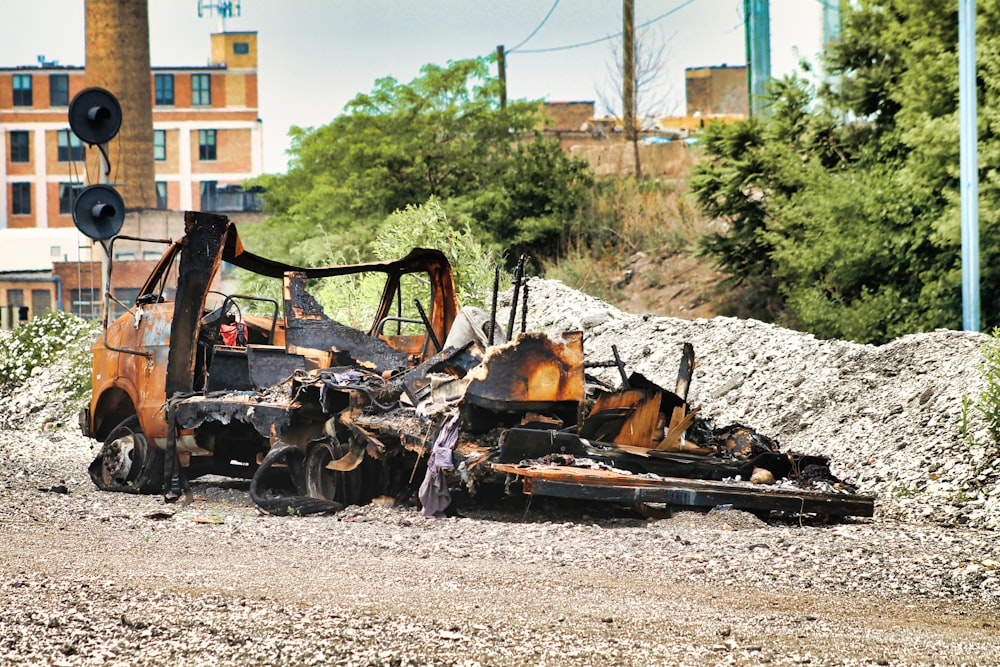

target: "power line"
[508,0,561,53]
[511,0,698,55]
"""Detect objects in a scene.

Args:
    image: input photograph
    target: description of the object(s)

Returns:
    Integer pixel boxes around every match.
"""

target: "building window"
[9,131,29,163]
[154,73,174,105]
[59,183,80,215]
[31,289,52,318]
[198,129,217,160]
[192,73,211,106]
[153,130,166,160]
[11,183,31,215]
[49,74,69,106]
[112,288,140,315]
[71,288,100,319]
[58,130,84,162]
[200,180,218,210]
[13,74,32,106]
[233,42,250,55]
[156,181,167,210]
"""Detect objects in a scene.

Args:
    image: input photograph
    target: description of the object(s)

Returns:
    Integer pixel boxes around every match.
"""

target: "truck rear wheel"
[305,438,367,506]
[89,416,164,494]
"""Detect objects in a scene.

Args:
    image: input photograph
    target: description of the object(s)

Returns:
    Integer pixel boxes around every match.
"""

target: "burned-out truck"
[81,211,874,519]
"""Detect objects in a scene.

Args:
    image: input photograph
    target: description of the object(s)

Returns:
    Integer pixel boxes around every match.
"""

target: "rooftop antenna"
[197,0,241,32]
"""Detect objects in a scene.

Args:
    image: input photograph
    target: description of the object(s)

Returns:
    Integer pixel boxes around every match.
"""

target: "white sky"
[0,0,825,174]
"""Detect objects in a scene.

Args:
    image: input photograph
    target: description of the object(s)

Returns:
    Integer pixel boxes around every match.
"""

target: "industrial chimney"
[84,0,156,209]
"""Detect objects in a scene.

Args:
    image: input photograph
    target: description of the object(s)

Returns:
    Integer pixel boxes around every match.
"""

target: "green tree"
[246,57,591,266]
[692,0,1000,343]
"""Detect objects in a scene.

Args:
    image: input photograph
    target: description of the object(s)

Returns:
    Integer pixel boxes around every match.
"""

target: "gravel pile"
[2,284,1000,665]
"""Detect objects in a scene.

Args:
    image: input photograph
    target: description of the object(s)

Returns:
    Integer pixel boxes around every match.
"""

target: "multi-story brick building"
[0,31,263,326]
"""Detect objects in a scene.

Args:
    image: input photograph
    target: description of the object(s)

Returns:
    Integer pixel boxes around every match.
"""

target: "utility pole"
[622,0,640,177]
[496,44,507,109]
[743,0,771,116]
[821,0,845,89]
[959,0,980,330]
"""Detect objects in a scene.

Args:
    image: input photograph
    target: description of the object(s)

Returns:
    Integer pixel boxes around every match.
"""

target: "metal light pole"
[744,0,771,116]
[959,0,980,331]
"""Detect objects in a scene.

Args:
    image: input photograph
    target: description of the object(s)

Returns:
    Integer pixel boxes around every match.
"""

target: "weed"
[890,483,922,499]
[967,327,1000,455]
[544,176,715,306]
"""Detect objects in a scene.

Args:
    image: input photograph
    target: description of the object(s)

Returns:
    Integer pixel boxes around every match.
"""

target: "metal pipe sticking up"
[611,344,630,389]
[506,254,525,341]
[489,264,500,346]
[413,299,442,353]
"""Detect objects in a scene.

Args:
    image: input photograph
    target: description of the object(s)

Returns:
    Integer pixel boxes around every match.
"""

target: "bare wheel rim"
[101,432,138,487]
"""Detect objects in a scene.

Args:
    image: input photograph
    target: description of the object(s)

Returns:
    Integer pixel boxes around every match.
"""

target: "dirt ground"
[1,466,998,667]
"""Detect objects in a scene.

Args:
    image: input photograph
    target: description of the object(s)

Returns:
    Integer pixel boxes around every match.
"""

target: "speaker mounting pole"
[68,87,125,321]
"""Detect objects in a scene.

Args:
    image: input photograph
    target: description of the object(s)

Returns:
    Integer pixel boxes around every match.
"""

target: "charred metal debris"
[81,213,874,520]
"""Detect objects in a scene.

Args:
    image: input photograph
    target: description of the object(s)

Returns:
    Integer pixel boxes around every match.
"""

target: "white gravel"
[1,284,999,666]
[520,277,1000,531]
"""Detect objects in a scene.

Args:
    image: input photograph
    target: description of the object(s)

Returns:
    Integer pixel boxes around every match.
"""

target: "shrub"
[0,311,98,398]
[311,198,510,328]
[970,327,1000,453]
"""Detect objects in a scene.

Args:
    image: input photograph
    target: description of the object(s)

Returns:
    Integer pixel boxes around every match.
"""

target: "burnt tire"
[88,416,164,493]
[304,437,371,506]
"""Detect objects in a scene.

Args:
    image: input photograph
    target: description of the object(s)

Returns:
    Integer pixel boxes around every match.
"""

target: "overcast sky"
[1,0,825,174]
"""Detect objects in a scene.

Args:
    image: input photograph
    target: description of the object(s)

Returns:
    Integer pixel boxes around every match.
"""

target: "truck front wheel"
[88,416,164,494]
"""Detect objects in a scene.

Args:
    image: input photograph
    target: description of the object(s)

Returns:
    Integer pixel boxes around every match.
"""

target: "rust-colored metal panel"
[584,388,662,446]
[464,331,584,410]
[283,272,409,374]
[494,464,875,517]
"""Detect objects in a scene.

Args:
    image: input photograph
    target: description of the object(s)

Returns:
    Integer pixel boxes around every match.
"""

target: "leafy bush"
[0,311,98,398]
[309,199,509,328]
[969,327,1000,454]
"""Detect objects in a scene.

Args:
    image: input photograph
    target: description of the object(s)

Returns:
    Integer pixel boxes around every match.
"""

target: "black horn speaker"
[72,184,125,241]
[68,87,122,145]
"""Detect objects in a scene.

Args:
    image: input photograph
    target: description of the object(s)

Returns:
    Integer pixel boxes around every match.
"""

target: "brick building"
[0,30,263,326]
[685,65,748,117]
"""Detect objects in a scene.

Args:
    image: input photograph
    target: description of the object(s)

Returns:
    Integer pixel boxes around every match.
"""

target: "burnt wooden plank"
[523,477,874,517]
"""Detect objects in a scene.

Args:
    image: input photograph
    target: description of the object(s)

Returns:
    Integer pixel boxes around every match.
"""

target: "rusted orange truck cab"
[83,212,461,505]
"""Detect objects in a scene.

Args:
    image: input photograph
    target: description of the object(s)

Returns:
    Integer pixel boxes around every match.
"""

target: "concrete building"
[0,30,263,325]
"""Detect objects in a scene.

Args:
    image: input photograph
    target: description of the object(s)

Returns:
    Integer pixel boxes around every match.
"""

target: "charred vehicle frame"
[80,212,874,520]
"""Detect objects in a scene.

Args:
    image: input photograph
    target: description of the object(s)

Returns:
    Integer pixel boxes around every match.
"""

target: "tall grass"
[544,176,713,302]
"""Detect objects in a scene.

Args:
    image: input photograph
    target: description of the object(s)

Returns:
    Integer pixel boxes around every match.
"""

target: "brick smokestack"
[85,0,156,209]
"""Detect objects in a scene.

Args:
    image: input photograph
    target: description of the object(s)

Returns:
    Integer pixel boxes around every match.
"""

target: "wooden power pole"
[622,0,640,177]
[496,44,507,109]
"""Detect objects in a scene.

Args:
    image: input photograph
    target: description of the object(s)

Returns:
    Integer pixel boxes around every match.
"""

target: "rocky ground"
[2,281,999,665]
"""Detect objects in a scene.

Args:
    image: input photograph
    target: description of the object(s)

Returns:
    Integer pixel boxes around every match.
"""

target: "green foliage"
[971,327,1000,453]
[464,137,593,257]
[692,1,1000,343]
[246,57,591,266]
[310,199,509,328]
[566,177,700,255]
[373,199,509,308]
[0,311,98,398]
